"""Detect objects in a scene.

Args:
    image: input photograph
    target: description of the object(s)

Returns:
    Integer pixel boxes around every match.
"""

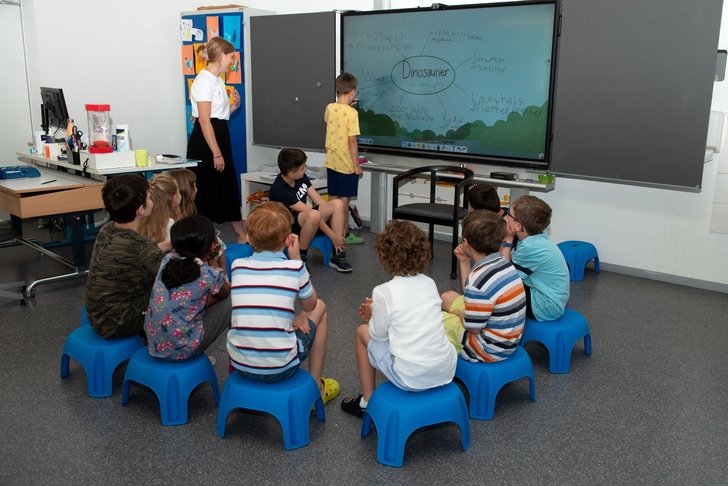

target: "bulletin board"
[181,9,247,174]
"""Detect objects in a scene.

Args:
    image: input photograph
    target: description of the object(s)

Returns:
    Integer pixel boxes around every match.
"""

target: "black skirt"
[186,118,242,224]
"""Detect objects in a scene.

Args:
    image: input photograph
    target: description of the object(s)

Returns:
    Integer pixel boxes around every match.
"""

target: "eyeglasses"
[504,208,521,225]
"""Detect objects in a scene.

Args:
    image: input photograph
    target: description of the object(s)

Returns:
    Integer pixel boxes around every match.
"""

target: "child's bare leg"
[328,196,350,225]
[297,212,320,251]
[318,199,346,238]
[356,324,376,401]
[441,290,460,312]
[339,197,351,232]
[230,220,247,244]
[301,299,327,391]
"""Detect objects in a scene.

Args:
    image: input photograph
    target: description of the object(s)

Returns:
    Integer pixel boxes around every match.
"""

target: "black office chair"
[392,165,474,279]
[0,226,27,305]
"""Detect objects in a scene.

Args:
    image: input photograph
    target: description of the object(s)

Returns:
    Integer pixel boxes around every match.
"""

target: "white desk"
[16,152,197,179]
[362,163,555,233]
[240,171,327,219]
[0,166,104,298]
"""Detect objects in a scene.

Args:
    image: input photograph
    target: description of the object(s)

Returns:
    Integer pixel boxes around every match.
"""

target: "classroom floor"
[1,220,727,485]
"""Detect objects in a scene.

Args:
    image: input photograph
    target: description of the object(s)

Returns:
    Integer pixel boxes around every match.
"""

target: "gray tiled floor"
[1,220,727,485]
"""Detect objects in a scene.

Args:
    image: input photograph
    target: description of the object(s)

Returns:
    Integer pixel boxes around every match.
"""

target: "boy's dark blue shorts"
[326,168,359,198]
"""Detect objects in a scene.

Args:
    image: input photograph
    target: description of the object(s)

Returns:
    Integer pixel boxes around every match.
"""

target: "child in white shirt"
[340,220,457,418]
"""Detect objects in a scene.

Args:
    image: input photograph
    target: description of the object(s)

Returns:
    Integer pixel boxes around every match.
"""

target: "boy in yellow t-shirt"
[324,72,364,257]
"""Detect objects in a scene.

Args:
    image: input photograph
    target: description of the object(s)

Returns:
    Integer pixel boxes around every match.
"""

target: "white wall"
[1,2,32,165]
[12,0,728,287]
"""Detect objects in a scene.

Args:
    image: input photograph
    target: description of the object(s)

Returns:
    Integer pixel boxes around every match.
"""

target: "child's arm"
[158,239,173,253]
[454,244,471,290]
[306,187,327,207]
[204,249,231,307]
[299,292,318,313]
[359,297,372,322]
[349,135,362,176]
[501,215,520,262]
[286,233,302,261]
[205,239,222,267]
[206,278,231,308]
[292,314,310,333]
[368,288,391,342]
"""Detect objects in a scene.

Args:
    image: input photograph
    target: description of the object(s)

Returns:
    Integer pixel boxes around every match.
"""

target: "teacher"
[187,36,247,243]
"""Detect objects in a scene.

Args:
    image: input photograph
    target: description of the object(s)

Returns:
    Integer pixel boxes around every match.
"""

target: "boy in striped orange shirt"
[441,210,527,362]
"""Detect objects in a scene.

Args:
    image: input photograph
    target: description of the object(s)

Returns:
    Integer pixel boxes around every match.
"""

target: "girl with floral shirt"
[145,214,231,361]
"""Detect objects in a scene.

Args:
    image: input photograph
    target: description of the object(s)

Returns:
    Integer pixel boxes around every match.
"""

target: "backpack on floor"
[348,205,363,230]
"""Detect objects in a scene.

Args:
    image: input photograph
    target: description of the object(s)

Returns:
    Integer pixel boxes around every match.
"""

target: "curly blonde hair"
[139,173,179,243]
[374,220,431,277]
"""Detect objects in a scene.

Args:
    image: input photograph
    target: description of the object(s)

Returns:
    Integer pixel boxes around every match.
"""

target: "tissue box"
[80,150,136,170]
[44,143,64,158]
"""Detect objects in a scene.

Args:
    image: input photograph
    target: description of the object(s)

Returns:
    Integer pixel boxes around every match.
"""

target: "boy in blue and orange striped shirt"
[441,210,527,362]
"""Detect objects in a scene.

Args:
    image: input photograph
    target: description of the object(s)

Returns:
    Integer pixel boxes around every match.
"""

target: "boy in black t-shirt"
[268,148,352,272]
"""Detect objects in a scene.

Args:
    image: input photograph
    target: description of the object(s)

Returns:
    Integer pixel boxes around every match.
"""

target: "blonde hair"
[139,173,179,243]
[246,201,292,252]
[168,168,197,220]
[196,36,234,64]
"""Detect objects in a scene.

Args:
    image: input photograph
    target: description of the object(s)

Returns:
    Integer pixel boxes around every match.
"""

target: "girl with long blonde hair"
[139,173,180,243]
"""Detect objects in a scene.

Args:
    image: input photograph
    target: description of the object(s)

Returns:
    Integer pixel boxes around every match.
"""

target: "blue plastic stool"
[225,243,254,279]
[308,234,333,266]
[361,381,471,467]
[455,346,536,420]
[520,309,592,374]
[217,369,325,449]
[122,348,220,425]
[60,325,144,397]
[557,240,599,281]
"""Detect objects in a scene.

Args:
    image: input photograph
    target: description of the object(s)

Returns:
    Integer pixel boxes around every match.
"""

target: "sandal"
[321,378,340,405]
[341,393,366,418]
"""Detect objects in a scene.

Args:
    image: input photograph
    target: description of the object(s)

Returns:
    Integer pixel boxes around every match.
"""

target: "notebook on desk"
[156,155,193,165]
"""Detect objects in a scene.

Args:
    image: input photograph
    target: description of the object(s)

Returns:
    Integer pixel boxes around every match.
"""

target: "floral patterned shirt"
[145,252,225,359]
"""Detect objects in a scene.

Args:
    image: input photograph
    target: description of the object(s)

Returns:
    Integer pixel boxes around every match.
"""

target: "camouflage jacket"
[85,223,163,338]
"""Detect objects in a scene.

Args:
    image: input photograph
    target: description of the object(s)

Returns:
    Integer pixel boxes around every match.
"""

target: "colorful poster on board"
[182,45,194,75]
[187,78,194,96]
[194,43,207,72]
[223,16,240,49]
[226,52,241,84]
[207,16,219,39]
[181,19,193,42]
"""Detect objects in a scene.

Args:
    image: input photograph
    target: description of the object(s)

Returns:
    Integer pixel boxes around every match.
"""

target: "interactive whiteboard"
[342,2,558,169]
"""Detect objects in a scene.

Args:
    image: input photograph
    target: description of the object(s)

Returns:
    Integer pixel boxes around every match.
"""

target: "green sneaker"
[345,233,364,245]
[329,250,353,273]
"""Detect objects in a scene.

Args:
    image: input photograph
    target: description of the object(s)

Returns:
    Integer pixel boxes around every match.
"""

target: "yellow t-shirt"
[324,102,360,174]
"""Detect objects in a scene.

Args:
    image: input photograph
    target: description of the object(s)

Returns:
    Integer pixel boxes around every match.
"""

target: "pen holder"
[71,150,81,165]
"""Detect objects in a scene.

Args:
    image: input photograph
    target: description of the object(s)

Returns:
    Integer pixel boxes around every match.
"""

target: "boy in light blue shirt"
[501,196,569,321]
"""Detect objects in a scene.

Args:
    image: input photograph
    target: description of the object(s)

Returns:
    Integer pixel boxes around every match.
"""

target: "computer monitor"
[40,87,70,135]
